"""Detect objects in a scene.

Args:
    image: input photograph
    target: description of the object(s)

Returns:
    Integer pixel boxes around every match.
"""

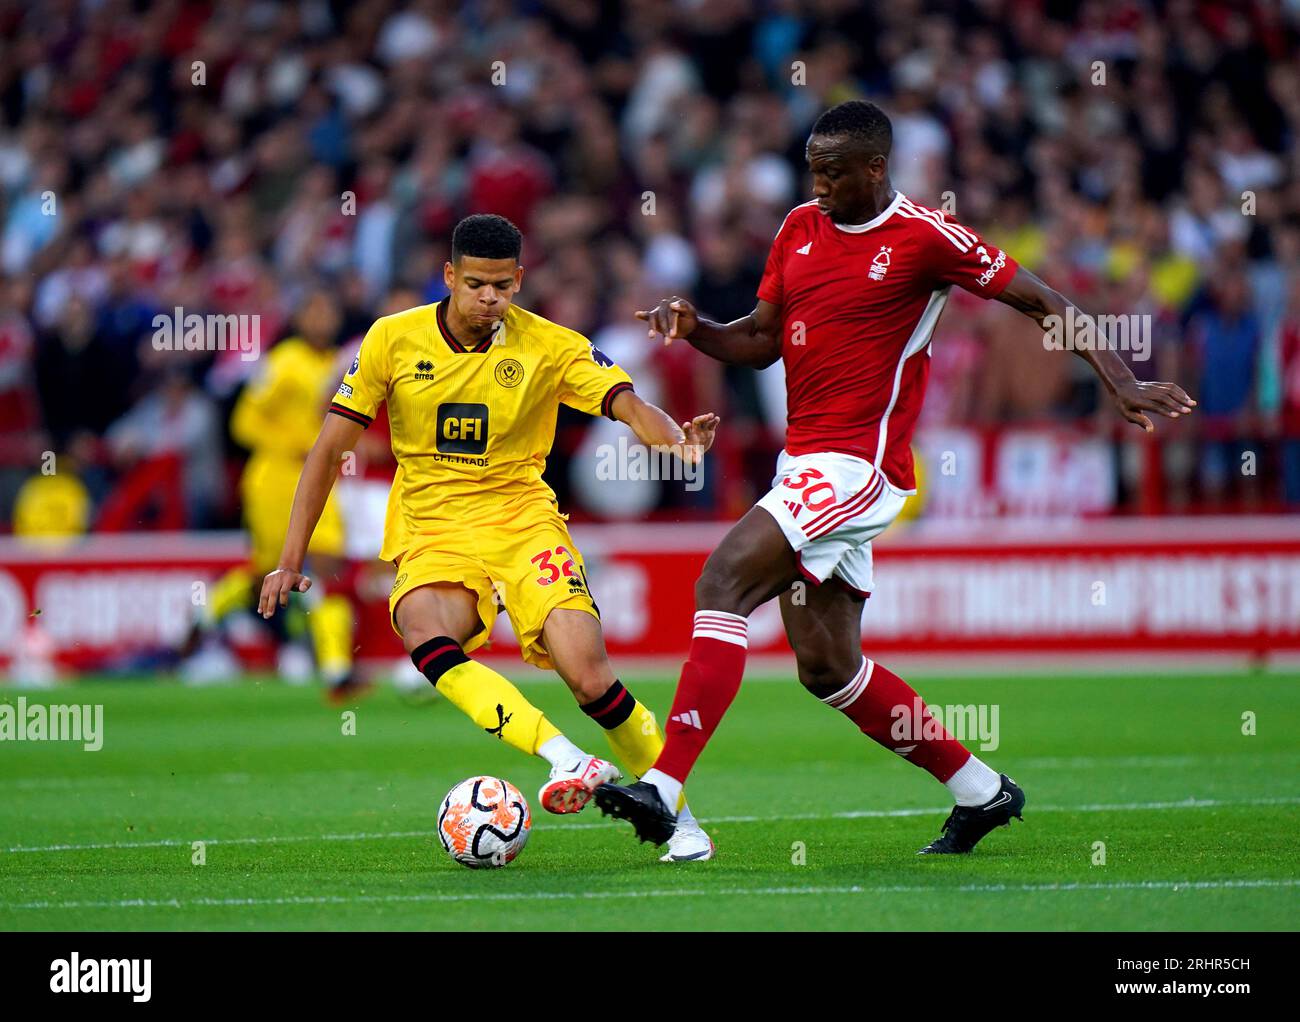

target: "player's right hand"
[258,567,312,619]
[635,296,698,345]
[1112,378,1196,433]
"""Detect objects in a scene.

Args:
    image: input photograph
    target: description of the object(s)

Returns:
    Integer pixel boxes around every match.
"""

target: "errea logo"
[414,359,435,380]
[50,953,151,1002]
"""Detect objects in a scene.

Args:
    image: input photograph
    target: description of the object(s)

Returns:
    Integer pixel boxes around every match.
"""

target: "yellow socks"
[308,592,355,684]
[581,681,662,775]
[410,636,559,757]
[206,566,255,626]
[406,639,693,820]
[580,680,687,812]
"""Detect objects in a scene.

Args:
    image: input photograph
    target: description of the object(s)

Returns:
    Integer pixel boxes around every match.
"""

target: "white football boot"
[659,819,715,862]
[539,755,621,815]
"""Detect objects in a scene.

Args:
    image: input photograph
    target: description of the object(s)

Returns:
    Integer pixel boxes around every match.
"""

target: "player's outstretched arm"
[996,267,1196,432]
[635,296,783,368]
[257,413,363,618]
[609,389,719,466]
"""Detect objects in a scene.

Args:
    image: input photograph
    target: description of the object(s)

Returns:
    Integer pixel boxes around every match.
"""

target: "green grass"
[1,671,1297,931]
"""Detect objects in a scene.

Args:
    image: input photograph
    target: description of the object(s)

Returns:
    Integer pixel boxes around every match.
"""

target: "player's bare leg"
[395,583,616,814]
[543,608,713,860]
[595,507,801,843]
[779,581,1024,854]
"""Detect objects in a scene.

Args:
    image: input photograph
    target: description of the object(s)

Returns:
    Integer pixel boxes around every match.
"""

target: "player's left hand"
[1112,379,1196,433]
[636,296,698,344]
[680,413,720,463]
[258,567,312,618]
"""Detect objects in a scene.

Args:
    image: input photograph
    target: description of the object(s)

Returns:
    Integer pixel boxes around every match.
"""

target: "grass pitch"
[1,670,1297,931]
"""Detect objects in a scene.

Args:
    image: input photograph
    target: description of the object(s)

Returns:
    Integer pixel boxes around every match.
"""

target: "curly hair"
[811,101,893,157]
[451,214,523,261]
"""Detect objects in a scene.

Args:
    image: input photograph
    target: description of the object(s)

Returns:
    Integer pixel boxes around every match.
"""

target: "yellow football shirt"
[13,472,91,540]
[232,337,341,466]
[329,300,633,561]
[232,335,349,566]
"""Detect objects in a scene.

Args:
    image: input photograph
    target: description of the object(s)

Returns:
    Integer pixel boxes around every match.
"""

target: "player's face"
[806,134,886,224]
[297,292,341,346]
[445,256,523,332]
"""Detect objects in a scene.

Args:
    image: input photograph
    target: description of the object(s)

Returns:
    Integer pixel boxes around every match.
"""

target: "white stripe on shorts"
[804,475,885,540]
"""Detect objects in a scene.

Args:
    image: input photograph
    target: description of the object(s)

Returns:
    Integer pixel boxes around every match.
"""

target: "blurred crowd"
[1,0,1299,535]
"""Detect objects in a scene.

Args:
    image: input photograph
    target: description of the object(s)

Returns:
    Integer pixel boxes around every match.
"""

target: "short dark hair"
[811,101,892,157]
[451,214,522,261]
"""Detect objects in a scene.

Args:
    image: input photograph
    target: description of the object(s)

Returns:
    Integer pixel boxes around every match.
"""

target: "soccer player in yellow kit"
[259,215,718,860]
[187,290,359,700]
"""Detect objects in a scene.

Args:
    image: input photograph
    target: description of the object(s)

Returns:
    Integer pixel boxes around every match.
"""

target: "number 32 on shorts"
[782,468,836,512]
[530,546,577,586]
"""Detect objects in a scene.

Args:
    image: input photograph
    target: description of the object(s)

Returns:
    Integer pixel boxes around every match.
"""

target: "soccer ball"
[437,776,532,869]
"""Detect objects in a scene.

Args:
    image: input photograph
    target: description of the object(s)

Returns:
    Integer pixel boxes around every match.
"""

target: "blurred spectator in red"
[0,276,45,524]
[105,364,223,528]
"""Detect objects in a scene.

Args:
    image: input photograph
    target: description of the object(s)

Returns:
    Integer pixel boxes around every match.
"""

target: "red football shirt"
[757,193,1019,491]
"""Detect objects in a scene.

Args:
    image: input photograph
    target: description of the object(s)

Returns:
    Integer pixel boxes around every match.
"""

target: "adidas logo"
[670,709,702,730]
[414,359,435,380]
[796,241,812,255]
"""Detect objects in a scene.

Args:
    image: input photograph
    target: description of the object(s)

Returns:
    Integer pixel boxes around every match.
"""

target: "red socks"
[652,611,748,783]
[822,658,971,782]
[651,615,972,794]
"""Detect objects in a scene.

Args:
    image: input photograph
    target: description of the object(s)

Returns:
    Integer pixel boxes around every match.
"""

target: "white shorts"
[755,450,909,596]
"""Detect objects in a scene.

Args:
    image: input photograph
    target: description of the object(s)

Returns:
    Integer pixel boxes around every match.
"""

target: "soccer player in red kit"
[595,101,1196,855]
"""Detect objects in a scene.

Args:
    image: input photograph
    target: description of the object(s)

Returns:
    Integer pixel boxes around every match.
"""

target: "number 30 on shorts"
[530,546,577,586]
[782,468,836,511]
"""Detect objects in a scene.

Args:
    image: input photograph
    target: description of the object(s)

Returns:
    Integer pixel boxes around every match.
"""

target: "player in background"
[181,289,363,702]
[597,101,1197,855]
[259,214,719,861]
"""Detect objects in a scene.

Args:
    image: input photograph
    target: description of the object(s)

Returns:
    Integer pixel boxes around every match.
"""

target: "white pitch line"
[4,878,1298,913]
[558,795,1300,831]
[4,830,433,854]
[12,752,1296,791]
[6,796,1298,855]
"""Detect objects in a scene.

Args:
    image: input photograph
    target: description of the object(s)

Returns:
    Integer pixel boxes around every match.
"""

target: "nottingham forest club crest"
[869,246,892,281]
